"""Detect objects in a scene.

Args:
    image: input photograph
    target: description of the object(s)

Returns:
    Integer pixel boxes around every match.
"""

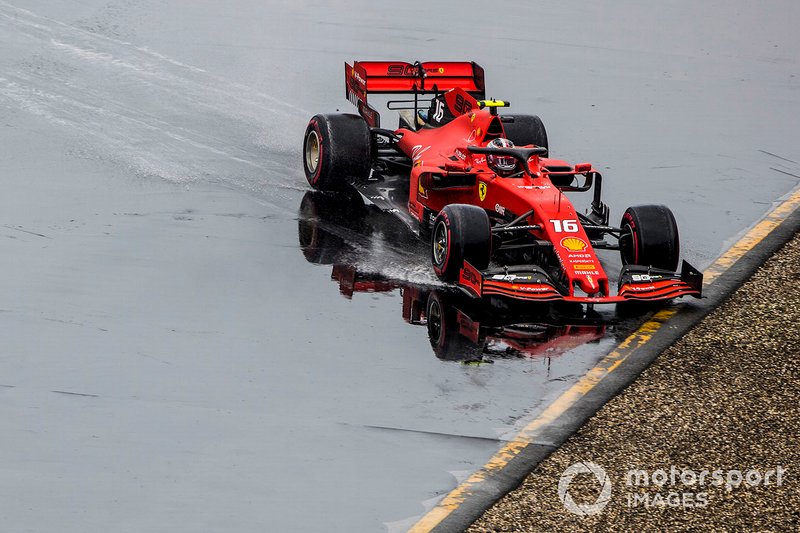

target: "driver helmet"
[486,138,517,175]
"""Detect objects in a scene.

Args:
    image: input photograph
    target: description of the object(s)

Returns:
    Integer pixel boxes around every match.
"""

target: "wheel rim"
[620,223,634,264]
[305,130,320,173]
[427,297,442,344]
[298,198,319,249]
[433,221,448,266]
[298,215,316,249]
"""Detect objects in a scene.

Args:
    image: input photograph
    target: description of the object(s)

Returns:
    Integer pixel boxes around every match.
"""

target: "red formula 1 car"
[301,60,702,305]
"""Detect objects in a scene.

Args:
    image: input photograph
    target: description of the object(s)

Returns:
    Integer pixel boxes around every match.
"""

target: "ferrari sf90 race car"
[301,60,702,305]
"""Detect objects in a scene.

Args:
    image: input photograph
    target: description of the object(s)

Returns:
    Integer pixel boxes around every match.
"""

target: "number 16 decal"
[550,219,579,232]
[432,99,444,122]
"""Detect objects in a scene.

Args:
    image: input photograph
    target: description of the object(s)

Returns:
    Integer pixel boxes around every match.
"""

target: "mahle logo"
[558,462,612,516]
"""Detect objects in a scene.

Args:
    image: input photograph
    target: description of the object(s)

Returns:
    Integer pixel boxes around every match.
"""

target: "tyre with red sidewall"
[303,113,371,191]
[619,204,680,270]
[431,204,491,282]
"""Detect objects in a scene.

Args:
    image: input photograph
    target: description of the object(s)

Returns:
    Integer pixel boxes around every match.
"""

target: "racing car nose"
[578,275,599,295]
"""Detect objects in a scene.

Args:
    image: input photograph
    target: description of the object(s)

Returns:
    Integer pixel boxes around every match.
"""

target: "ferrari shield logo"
[478,182,488,202]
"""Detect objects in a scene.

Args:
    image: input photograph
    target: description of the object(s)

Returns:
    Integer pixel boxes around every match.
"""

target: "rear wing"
[345,61,485,128]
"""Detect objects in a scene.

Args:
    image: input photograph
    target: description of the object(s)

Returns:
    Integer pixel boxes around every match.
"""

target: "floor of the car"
[355,174,420,234]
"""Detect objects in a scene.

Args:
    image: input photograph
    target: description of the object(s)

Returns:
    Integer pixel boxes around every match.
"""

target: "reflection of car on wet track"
[302,60,703,306]
[298,191,608,362]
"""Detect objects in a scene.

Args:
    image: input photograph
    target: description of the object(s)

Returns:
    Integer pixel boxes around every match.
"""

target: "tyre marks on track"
[0,1,307,208]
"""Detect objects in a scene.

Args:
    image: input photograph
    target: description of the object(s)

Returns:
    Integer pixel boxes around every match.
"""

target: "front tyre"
[431,204,491,281]
[303,113,371,191]
[426,290,482,361]
[619,205,680,270]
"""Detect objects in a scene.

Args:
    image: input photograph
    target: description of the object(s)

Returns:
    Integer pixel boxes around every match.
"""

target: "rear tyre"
[619,205,680,270]
[502,114,548,156]
[431,204,491,282]
[303,113,371,191]
[297,190,365,264]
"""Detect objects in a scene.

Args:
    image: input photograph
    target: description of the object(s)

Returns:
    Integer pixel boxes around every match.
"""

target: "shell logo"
[560,237,588,252]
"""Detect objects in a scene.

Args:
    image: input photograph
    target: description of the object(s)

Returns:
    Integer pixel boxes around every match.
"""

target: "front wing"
[458,261,703,304]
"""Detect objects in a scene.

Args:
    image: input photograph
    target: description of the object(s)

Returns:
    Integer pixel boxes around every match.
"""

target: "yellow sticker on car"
[560,237,588,252]
[478,182,487,202]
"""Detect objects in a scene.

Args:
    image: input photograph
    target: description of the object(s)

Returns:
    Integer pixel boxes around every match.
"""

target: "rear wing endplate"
[345,61,485,128]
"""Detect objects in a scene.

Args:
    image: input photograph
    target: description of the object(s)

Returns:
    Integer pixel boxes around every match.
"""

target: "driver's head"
[486,138,517,176]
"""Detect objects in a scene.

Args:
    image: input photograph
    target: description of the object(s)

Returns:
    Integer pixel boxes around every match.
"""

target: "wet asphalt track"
[1,1,798,531]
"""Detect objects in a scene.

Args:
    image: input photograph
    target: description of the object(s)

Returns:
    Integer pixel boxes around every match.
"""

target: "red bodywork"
[394,103,615,298]
[344,61,701,304]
